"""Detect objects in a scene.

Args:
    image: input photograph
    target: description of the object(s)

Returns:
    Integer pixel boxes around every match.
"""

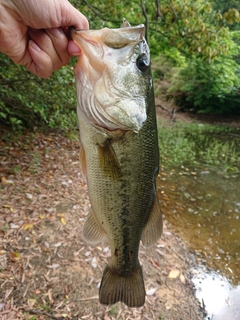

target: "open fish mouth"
[70,25,150,132]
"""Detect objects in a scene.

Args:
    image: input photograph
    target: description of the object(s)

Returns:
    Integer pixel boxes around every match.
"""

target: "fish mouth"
[70,27,98,45]
[69,24,145,45]
[71,25,148,133]
[69,25,145,68]
[70,27,107,78]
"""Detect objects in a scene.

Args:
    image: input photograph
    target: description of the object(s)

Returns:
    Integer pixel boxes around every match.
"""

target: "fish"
[70,20,162,308]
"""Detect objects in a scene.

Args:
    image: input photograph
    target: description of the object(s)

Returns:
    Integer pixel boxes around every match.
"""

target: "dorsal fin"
[121,18,131,28]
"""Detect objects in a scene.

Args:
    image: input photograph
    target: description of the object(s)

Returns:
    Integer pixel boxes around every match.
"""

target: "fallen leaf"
[47,264,60,269]
[168,269,180,279]
[44,242,49,248]
[146,287,157,296]
[3,204,14,212]
[57,213,65,217]
[180,274,186,284]
[0,303,5,311]
[24,224,33,230]
[27,299,38,307]
[9,223,19,229]
[54,242,62,247]
[91,257,98,268]
[10,252,21,262]
[61,217,66,225]
[2,179,14,184]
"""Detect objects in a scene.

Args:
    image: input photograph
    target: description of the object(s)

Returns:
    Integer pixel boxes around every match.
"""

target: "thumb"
[68,40,82,56]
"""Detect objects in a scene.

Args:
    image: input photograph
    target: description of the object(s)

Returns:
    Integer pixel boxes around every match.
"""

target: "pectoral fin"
[141,194,162,246]
[98,140,121,179]
[82,208,106,245]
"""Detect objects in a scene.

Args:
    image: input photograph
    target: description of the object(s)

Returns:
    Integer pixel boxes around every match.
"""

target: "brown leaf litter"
[0,127,204,319]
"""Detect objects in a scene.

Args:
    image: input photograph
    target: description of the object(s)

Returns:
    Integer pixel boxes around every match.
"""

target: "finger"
[68,40,82,56]
[45,28,71,68]
[27,40,53,78]
[28,28,69,71]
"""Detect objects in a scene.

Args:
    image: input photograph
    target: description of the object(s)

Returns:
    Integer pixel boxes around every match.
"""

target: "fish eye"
[136,53,149,72]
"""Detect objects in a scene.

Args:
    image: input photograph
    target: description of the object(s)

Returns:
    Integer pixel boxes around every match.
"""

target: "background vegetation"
[1,0,240,130]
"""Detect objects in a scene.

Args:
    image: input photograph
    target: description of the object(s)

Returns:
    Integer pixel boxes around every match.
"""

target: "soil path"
[0,117,206,320]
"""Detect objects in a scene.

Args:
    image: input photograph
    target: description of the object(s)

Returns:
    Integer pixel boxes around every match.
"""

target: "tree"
[1,0,240,130]
[0,54,77,130]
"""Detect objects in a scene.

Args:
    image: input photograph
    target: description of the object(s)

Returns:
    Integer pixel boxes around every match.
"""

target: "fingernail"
[29,40,41,52]
[47,28,62,37]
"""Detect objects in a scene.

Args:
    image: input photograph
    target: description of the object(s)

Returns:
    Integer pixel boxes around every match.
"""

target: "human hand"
[0,0,89,78]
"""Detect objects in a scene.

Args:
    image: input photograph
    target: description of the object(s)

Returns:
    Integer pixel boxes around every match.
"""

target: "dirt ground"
[155,96,240,128]
[1,104,234,320]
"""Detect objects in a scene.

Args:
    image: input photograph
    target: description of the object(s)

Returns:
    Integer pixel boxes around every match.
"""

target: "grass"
[157,120,240,174]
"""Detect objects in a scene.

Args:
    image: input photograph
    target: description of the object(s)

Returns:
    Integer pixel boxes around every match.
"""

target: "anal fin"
[82,208,106,245]
[99,263,145,307]
[141,194,162,246]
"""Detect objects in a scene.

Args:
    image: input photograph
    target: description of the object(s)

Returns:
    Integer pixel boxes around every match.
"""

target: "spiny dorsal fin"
[141,194,162,246]
[121,18,131,28]
[82,208,106,245]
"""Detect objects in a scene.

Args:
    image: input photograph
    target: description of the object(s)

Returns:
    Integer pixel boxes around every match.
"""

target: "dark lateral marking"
[114,248,119,257]
[129,250,133,264]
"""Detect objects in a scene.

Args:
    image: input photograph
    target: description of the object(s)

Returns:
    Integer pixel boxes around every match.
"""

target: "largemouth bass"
[71,21,162,308]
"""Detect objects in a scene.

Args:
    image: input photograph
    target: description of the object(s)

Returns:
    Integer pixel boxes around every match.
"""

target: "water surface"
[157,123,240,319]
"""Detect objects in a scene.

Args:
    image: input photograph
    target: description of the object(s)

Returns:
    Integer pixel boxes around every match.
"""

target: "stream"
[158,126,240,319]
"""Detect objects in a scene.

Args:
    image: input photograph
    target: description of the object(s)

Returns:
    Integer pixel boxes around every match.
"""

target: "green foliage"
[149,0,240,114]
[152,0,237,60]
[212,0,240,19]
[0,54,77,130]
[158,120,240,173]
[1,0,240,130]
[168,57,240,113]
[77,0,240,114]
[74,0,240,61]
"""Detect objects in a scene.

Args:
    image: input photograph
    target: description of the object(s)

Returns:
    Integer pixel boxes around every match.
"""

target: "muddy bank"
[155,97,240,128]
[0,126,204,319]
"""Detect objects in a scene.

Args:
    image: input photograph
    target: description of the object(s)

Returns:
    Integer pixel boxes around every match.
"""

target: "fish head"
[71,24,152,133]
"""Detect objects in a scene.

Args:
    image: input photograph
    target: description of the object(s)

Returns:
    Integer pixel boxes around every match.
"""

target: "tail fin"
[99,264,145,307]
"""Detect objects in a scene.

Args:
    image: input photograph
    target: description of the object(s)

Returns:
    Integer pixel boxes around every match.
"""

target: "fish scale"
[71,21,162,307]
